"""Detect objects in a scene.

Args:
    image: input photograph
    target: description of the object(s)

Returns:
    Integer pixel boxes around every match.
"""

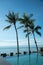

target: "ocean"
[0,46,40,54]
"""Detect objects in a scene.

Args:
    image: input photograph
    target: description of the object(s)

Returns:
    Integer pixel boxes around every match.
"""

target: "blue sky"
[0,0,43,46]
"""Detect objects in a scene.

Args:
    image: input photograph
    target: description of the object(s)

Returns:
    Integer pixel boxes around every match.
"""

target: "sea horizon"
[0,45,42,54]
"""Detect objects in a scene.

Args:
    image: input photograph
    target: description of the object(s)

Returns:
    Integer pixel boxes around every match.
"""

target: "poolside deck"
[0,57,11,65]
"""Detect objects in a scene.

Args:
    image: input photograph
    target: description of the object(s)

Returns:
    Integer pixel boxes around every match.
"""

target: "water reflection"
[29,53,39,65]
[16,54,39,65]
[28,54,39,65]
[36,54,39,65]
[17,56,19,65]
[28,55,31,65]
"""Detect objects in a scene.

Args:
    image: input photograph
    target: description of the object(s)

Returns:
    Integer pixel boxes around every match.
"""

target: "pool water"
[5,53,43,65]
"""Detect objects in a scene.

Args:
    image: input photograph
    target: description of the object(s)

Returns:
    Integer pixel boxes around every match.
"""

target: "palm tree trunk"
[15,25,19,57]
[28,35,31,54]
[33,32,38,52]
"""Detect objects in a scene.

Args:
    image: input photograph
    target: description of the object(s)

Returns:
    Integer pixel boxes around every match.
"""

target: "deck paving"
[0,57,11,65]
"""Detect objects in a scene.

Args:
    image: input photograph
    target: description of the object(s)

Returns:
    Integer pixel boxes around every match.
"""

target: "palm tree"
[25,17,41,52]
[18,13,34,54]
[30,24,41,52]
[3,11,19,57]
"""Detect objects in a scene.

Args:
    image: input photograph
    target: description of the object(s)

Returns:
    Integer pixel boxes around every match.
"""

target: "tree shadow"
[28,55,31,65]
[35,53,39,65]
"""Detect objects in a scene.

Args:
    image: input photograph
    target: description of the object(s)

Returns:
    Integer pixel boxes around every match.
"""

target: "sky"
[0,0,43,46]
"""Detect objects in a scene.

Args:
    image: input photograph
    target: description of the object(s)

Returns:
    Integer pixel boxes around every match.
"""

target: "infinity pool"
[5,53,43,65]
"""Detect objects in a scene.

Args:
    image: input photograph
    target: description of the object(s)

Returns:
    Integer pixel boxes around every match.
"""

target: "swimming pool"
[5,53,43,65]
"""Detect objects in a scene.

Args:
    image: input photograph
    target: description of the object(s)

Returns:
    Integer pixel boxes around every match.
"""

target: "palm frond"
[35,25,41,31]
[24,29,28,32]
[26,32,30,37]
[18,18,23,21]
[29,19,35,24]
[35,31,41,36]
[24,28,31,33]
[23,13,27,18]
[23,13,29,22]
[3,25,11,30]
[29,14,33,19]
[17,25,24,29]
[15,13,19,20]
[6,16,15,24]
[5,11,18,25]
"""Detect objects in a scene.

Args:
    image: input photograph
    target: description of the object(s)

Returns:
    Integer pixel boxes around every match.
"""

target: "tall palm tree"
[3,11,19,57]
[18,13,34,54]
[24,17,41,52]
[30,24,41,52]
